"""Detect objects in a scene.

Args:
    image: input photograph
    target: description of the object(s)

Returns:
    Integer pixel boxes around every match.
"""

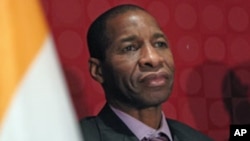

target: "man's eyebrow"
[120,35,137,42]
[152,33,167,40]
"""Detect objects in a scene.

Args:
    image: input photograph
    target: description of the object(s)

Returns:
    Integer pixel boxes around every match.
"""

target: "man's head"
[88,4,175,109]
[87,4,145,61]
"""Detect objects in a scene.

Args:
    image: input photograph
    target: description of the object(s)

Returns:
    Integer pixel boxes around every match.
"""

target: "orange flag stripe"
[0,0,48,125]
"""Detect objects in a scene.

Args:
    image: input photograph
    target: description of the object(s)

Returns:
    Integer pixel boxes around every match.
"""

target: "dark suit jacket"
[80,104,213,141]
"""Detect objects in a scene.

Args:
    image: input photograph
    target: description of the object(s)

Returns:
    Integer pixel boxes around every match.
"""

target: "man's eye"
[122,45,138,52]
[155,42,168,48]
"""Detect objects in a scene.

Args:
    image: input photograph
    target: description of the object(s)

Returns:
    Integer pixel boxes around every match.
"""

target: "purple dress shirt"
[110,105,173,141]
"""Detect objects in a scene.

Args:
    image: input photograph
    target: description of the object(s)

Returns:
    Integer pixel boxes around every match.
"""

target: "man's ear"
[89,58,104,83]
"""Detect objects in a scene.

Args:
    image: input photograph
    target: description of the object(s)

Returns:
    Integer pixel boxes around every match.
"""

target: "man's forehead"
[105,10,160,33]
[107,9,155,23]
[117,32,167,44]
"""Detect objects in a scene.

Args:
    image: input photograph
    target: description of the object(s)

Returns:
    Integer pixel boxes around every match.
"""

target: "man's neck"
[110,102,162,129]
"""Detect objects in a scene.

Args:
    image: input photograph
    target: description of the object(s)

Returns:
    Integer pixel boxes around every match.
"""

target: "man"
[80,4,213,141]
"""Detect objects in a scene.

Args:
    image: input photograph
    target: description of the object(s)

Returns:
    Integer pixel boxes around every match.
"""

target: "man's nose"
[138,44,164,69]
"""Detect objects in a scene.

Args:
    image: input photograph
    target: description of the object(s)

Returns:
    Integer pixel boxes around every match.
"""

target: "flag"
[0,0,82,141]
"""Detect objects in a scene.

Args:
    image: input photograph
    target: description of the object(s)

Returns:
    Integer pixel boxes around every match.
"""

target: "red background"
[40,0,250,140]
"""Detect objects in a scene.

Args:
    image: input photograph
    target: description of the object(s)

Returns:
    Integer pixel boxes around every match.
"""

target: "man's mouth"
[139,72,168,87]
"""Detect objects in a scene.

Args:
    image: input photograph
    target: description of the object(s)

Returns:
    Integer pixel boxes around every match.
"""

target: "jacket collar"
[96,104,139,141]
[96,104,181,141]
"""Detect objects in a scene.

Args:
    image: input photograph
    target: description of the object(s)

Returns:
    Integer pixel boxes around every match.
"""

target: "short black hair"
[87,4,145,61]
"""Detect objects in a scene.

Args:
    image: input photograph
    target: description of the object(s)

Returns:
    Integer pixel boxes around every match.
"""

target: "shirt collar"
[109,105,173,141]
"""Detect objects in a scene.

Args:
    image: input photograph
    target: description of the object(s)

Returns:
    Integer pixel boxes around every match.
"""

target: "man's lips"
[139,72,168,87]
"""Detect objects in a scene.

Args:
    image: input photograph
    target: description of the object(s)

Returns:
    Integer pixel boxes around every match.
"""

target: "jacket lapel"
[95,104,184,141]
[171,134,181,141]
[96,104,139,141]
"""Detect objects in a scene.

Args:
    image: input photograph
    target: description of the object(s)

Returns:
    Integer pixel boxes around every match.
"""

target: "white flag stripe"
[0,35,82,141]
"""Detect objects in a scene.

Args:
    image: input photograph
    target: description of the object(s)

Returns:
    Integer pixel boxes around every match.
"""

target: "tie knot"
[142,133,170,141]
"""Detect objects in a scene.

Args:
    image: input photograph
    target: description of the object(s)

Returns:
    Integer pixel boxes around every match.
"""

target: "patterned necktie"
[142,133,170,141]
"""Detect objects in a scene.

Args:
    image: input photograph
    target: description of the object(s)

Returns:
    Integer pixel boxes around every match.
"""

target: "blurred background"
[40,0,250,140]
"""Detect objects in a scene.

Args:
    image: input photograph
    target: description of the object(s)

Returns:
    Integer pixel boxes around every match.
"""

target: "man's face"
[101,10,175,108]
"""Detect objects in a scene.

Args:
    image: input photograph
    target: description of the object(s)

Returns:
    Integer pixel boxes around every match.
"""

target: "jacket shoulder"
[80,116,97,128]
[80,116,101,141]
[167,119,214,141]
